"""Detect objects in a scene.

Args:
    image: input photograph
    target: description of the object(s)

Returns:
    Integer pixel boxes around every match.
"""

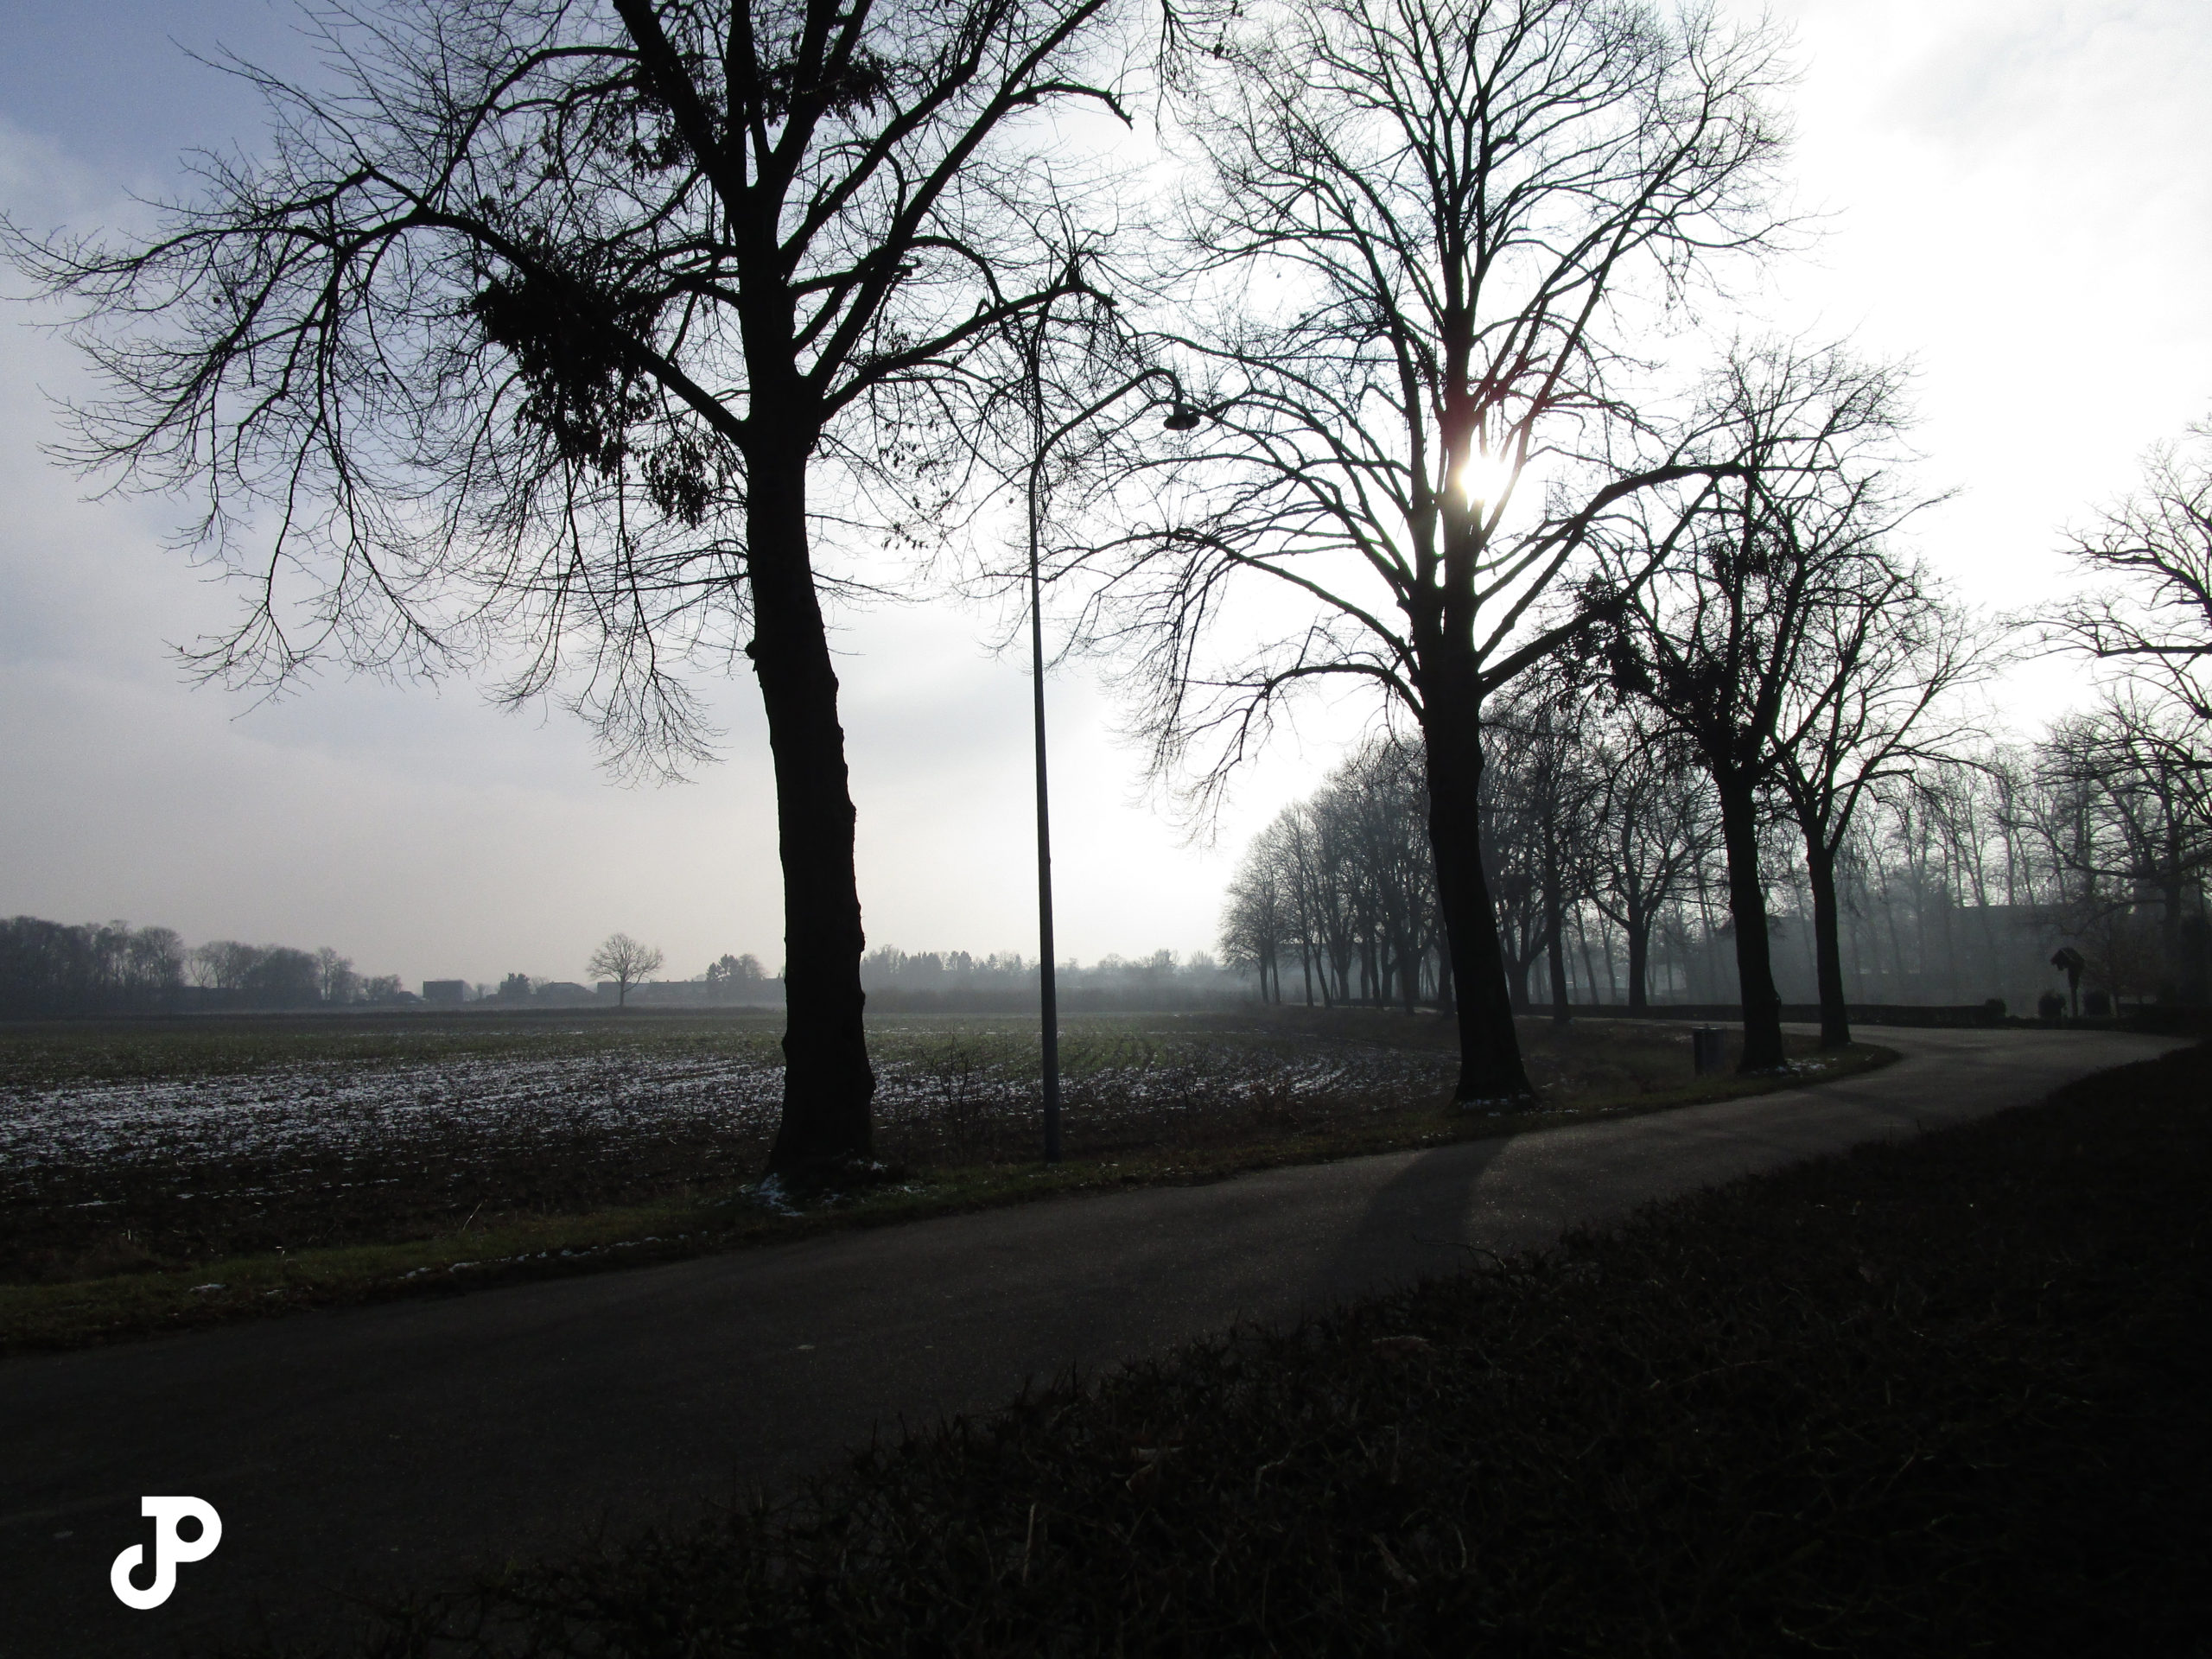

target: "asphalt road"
[0,1025,2181,1657]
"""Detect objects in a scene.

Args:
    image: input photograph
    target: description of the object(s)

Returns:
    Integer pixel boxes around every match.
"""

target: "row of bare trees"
[1066,0,1795,1104]
[1219,403,2212,1037]
[11,0,2205,1156]
[1225,704,2212,1036]
[1222,739,1440,1011]
[0,918,190,1017]
[0,917,394,1017]
[1202,332,1980,1068]
[1227,385,2212,1030]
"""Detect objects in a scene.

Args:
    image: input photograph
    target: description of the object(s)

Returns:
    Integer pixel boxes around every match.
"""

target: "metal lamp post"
[1022,364,1204,1163]
[1027,454,1064,1161]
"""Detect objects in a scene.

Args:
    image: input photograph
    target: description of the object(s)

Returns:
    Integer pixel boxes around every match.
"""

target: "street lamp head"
[1161,403,1203,431]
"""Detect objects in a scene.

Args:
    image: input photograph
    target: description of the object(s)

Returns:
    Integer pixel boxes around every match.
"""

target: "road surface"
[0,1025,2180,1656]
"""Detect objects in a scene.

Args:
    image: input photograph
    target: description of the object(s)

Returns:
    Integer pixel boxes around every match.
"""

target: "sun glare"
[1457,448,1516,509]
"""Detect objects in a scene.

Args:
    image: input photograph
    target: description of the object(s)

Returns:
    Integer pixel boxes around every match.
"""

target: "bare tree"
[1219,847,1293,1003]
[314,945,360,1007]
[2037,696,2212,999]
[1227,735,1444,1011]
[1586,711,1714,1009]
[1274,803,1339,1006]
[704,952,767,994]
[1599,343,1918,1070]
[1093,0,1789,1102]
[125,927,188,1004]
[589,932,666,1007]
[8,0,1136,1181]
[2050,418,2212,724]
[1472,706,1551,1010]
[1334,737,1441,1013]
[1483,684,1602,1021]
[0,918,189,1016]
[2041,418,2212,1006]
[1773,558,1981,1046]
[191,941,264,995]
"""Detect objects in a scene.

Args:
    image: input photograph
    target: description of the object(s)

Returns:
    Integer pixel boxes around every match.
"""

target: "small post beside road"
[1692,1027,1727,1076]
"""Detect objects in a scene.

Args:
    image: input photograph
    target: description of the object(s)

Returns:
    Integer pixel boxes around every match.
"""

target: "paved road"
[0,1026,2180,1656]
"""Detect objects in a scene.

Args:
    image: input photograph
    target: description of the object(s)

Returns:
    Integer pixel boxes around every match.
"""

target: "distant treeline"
[0,916,397,1019]
[855,946,1252,1010]
[0,920,1263,1021]
[1221,700,2212,1020]
[626,947,1255,1011]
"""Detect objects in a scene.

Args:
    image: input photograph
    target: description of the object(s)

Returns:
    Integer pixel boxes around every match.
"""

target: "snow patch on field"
[0,1038,1455,1184]
[0,1053,785,1175]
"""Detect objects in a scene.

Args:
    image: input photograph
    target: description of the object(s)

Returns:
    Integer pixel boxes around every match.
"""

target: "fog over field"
[1,0,2206,988]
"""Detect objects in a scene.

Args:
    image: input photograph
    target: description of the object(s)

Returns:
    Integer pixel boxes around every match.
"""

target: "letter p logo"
[110,1497,222,1610]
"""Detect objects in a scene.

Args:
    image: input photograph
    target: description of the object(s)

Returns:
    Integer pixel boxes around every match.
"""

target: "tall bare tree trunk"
[1625,897,1651,1011]
[1509,951,1534,1012]
[1542,836,1572,1024]
[750,451,875,1178]
[1588,913,1617,1005]
[1715,774,1787,1070]
[1423,690,1534,1103]
[1803,836,1852,1048]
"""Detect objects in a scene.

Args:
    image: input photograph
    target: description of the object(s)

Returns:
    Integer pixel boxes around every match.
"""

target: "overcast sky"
[3,0,2208,989]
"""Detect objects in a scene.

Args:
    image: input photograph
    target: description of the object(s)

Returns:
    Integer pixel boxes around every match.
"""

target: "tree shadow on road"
[1307,1129,1520,1311]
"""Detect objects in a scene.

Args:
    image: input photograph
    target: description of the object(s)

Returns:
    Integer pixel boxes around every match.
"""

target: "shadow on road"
[1314,1129,1517,1306]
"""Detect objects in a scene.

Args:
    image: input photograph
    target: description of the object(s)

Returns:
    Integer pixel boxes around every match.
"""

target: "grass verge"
[290,1040,2211,1659]
[0,1038,1889,1357]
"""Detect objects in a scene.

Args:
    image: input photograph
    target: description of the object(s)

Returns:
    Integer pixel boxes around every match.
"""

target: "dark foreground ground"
[338,1038,2212,1658]
[0,1027,2182,1656]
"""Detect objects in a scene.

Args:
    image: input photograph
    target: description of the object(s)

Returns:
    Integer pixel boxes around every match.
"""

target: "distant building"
[422,979,468,1005]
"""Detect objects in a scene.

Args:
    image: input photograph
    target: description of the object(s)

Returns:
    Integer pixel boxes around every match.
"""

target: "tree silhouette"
[9,0,1134,1180]
[1585,713,1714,1010]
[2037,697,2212,1000]
[1096,0,1790,1103]
[2050,419,2212,726]
[589,933,665,1007]
[1774,559,1981,1046]
[1599,344,1919,1071]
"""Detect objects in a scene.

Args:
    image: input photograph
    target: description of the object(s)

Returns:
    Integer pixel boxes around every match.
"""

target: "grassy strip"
[0,1042,1889,1357]
[297,1041,2211,1659]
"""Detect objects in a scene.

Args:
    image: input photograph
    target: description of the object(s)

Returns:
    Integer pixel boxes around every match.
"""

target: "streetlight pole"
[1019,342,1202,1165]
[1027,392,1064,1162]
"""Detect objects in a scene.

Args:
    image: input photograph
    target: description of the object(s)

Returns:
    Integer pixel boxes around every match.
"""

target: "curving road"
[0,1025,2182,1657]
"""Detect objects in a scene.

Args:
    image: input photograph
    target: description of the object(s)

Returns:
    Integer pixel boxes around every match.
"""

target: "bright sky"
[2,0,2207,988]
